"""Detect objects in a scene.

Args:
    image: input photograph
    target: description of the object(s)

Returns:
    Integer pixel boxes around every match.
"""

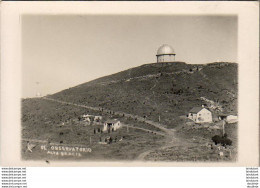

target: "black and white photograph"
[21,15,239,162]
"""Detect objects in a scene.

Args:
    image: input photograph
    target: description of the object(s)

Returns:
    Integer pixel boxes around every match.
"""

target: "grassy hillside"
[22,98,166,160]
[22,61,238,161]
[50,62,238,128]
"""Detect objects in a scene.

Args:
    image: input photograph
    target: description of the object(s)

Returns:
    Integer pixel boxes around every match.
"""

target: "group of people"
[93,128,103,134]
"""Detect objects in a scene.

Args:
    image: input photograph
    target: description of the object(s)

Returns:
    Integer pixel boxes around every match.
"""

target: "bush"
[212,135,232,146]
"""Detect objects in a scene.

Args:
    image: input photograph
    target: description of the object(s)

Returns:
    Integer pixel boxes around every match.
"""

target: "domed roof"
[157,44,175,55]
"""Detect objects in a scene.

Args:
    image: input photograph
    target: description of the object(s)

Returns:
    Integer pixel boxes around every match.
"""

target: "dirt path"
[122,123,166,137]
[42,97,185,161]
[43,97,170,134]
[136,129,183,161]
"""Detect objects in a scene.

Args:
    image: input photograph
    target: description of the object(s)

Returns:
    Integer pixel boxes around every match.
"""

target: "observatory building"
[156,44,176,63]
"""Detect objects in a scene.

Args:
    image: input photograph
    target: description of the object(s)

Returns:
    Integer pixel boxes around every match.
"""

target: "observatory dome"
[157,44,175,55]
[156,44,176,63]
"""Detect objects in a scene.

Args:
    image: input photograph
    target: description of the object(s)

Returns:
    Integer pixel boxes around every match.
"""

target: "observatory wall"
[157,54,175,63]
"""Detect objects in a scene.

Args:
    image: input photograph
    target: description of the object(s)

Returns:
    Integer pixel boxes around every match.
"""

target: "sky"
[22,15,237,98]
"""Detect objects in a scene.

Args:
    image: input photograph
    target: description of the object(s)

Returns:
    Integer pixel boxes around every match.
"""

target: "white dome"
[157,44,175,55]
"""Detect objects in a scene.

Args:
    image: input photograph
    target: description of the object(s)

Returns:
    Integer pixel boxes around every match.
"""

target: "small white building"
[94,116,102,122]
[103,120,121,132]
[226,115,238,123]
[218,114,238,124]
[188,107,213,123]
[81,114,103,122]
[81,115,92,123]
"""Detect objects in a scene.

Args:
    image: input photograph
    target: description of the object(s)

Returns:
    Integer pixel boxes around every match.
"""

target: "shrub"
[223,133,228,138]
[212,135,232,146]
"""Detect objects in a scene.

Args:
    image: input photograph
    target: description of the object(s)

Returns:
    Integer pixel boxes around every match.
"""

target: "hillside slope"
[50,62,238,128]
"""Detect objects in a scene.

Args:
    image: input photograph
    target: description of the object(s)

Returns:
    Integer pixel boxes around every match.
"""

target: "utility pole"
[158,115,160,122]
[222,119,225,137]
[36,81,41,97]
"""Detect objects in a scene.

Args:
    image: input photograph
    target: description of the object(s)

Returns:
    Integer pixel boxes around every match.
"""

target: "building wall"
[196,109,212,123]
[226,115,238,123]
[188,113,197,121]
[103,123,108,132]
[188,109,213,123]
[157,54,175,63]
[114,122,121,130]
[103,121,121,132]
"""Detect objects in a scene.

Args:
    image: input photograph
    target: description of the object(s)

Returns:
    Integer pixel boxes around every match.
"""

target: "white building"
[81,114,93,122]
[156,44,176,63]
[103,120,121,132]
[94,116,102,122]
[188,107,213,123]
[219,115,238,124]
[226,115,238,123]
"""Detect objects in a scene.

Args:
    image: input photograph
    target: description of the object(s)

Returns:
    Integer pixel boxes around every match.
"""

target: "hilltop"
[49,61,238,128]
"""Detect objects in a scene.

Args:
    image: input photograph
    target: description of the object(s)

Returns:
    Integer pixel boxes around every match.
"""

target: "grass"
[22,62,238,161]
[145,145,233,162]
[50,62,238,129]
[22,98,237,161]
[22,98,165,161]
[22,126,165,161]
[144,122,237,162]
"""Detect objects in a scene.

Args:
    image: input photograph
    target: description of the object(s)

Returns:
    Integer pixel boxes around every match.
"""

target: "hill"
[49,61,238,128]
[21,61,238,161]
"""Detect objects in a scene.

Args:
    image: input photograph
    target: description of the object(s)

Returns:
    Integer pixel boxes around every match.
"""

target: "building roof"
[189,107,204,113]
[106,119,120,124]
[157,44,175,55]
[218,114,228,117]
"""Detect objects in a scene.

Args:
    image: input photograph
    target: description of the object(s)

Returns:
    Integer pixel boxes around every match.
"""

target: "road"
[43,97,172,134]
[42,97,182,161]
[121,123,166,136]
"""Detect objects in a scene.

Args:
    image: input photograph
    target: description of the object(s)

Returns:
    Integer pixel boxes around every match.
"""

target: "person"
[109,137,113,144]
[94,129,96,134]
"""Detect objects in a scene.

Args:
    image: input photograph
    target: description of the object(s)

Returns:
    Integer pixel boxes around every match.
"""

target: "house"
[218,114,238,124]
[188,107,213,123]
[226,115,238,123]
[103,120,121,132]
[81,114,94,122]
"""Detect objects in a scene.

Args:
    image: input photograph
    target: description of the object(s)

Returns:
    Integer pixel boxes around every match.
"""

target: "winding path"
[136,129,184,160]
[42,97,183,160]
[43,97,171,134]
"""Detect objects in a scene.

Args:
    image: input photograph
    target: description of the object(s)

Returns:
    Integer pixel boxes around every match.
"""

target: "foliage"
[212,135,232,146]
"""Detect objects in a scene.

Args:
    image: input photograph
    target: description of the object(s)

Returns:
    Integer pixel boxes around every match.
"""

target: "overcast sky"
[22,15,237,98]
